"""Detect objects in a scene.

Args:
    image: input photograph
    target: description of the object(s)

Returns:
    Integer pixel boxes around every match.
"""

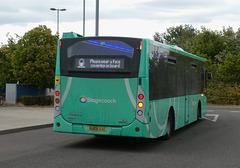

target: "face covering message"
[77,58,124,69]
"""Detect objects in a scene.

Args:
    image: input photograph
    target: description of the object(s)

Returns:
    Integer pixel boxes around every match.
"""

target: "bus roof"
[145,38,206,63]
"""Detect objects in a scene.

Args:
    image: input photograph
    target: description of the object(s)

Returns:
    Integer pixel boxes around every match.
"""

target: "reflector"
[136,127,140,132]
[55,106,60,111]
[137,110,143,116]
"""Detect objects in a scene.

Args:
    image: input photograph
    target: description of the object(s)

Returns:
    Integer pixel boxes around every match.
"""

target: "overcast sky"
[1,0,240,45]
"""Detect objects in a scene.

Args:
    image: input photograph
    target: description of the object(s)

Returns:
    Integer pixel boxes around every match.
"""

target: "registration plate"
[88,126,107,132]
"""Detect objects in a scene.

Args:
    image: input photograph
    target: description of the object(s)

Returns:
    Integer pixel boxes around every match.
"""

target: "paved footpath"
[0,106,53,134]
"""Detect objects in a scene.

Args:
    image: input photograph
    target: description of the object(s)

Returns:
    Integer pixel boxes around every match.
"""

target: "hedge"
[207,82,240,105]
[16,84,240,106]
[17,95,54,106]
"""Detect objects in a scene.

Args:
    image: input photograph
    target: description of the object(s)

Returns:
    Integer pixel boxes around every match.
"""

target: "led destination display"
[76,58,125,70]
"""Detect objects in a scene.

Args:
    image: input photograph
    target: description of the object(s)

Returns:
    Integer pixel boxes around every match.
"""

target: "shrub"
[17,95,54,106]
[0,93,5,98]
[207,81,240,105]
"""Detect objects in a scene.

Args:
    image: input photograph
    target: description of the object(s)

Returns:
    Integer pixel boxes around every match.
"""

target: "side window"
[167,56,177,97]
[191,62,197,69]
[149,44,169,100]
[149,44,155,100]
[168,57,177,64]
[176,55,185,96]
[191,61,201,94]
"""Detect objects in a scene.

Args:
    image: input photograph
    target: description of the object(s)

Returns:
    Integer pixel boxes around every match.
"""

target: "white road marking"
[203,114,219,122]
[230,111,240,113]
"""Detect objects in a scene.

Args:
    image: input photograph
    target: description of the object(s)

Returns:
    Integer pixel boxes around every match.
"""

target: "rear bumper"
[54,115,152,138]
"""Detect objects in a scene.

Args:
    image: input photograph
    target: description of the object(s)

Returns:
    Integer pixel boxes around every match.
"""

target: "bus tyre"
[197,103,201,121]
[163,111,174,140]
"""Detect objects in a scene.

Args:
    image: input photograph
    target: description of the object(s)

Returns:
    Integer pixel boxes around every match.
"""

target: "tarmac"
[0,106,53,135]
[1,105,239,135]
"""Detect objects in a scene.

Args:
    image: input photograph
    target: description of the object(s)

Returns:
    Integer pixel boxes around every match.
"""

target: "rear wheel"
[197,103,201,121]
[163,111,174,140]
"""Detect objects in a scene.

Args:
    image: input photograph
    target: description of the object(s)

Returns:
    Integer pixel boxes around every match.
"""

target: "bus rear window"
[60,37,141,78]
[67,40,134,58]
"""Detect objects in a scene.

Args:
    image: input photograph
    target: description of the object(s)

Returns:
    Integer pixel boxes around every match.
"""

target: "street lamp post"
[96,0,99,36]
[50,8,66,34]
[83,0,85,36]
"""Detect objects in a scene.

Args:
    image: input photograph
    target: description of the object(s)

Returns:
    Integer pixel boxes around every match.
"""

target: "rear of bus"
[54,33,151,138]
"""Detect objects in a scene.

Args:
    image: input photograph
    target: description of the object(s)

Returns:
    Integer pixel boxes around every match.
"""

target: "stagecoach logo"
[80,95,117,104]
[78,58,85,68]
[80,96,87,103]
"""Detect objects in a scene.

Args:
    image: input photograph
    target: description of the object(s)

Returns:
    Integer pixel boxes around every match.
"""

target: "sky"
[1,0,240,45]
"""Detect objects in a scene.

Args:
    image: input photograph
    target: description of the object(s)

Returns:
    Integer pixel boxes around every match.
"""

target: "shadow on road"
[63,135,169,153]
[63,121,206,152]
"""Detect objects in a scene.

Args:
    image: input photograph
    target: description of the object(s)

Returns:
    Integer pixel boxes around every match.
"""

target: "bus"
[54,32,207,139]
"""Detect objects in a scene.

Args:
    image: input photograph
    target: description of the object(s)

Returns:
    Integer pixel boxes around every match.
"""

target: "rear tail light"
[55,91,60,96]
[138,102,144,108]
[136,86,145,123]
[138,94,144,100]
[55,99,60,104]
[54,84,61,118]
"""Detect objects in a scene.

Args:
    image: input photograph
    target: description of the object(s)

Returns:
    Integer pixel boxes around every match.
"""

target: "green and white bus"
[54,32,207,139]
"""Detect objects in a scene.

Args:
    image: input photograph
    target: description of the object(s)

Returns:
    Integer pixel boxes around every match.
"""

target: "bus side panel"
[148,97,187,138]
[202,95,207,117]
[188,94,200,123]
[147,95,207,138]
[174,96,187,130]
[187,94,207,124]
[148,98,171,138]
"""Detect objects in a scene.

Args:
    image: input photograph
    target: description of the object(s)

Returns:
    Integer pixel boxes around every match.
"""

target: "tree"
[215,27,240,64]
[0,34,18,88]
[153,25,240,104]
[11,25,58,94]
[217,53,240,84]
[153,24,198,52]
[190,28,224,64]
